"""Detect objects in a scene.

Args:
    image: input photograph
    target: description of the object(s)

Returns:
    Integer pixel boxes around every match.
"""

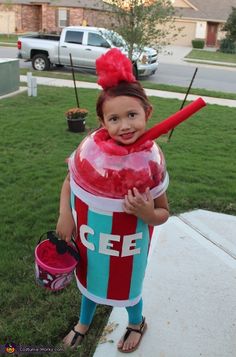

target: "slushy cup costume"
[58,47,206,352]
[68,128,169,307]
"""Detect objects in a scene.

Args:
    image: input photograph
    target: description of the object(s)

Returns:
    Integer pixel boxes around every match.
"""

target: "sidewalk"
[94,209,236,357]
[20,75,236,108]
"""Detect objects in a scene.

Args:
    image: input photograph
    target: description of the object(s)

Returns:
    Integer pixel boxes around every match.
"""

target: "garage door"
[172,21,196,46]
[0,11,15,34]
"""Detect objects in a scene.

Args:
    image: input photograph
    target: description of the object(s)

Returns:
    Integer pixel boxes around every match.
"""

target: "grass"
[0,33,19,43]
[0,34,19,48]
[0,33,34,43]
[185,49,236,64]
[19,68,236,100]
[0,86,236,356]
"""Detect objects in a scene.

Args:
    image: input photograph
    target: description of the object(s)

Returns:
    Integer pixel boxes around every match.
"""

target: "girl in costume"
[56,48,170,353]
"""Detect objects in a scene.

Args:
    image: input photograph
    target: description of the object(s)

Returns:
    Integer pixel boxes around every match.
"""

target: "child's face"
[101,96,151,145]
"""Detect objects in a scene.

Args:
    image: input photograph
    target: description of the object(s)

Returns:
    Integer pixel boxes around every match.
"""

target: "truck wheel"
[32,54,50,71]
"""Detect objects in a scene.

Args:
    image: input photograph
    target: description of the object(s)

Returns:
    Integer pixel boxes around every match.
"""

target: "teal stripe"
[129,219,150,299]
[87,210,113,298]
[70,191,75,210]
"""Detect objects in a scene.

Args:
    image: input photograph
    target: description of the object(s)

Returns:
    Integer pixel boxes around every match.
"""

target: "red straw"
[128,97,206,149]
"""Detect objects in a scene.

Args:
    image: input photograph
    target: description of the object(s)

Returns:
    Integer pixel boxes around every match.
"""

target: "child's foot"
[117,317,147,353]
[63,322,89,350]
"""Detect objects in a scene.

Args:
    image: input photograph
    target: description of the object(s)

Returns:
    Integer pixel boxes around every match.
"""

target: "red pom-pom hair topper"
[96,48,136,89]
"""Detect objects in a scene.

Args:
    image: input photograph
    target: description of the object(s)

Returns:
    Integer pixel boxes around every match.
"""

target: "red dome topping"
[69,129,167,199]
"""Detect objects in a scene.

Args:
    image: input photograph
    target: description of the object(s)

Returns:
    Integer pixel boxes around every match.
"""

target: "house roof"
[0,0,111,11]
[174,0,236,22]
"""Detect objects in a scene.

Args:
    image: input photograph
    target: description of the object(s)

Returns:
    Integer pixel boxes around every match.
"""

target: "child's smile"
[120,131,136,141]
[102,96,150,145]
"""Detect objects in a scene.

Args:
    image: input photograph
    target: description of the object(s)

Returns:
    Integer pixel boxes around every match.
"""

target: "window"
[65,31,83,44]
[87,33,110,48]
[103,30,126,48]
[58,9,67,28]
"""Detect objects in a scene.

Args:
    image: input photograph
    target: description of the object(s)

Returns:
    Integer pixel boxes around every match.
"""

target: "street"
[150,62,236,94]
[1,46,236,93]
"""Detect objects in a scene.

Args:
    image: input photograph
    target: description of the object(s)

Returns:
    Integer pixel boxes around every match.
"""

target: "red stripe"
[75,196,88,288]
[107,212,137,300]
[148,225,154,238]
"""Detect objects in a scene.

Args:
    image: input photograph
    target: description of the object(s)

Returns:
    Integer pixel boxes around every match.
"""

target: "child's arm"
[123,187,169,226]
[56,174,76,242]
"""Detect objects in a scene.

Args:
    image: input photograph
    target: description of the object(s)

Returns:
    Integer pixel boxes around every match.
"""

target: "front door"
[206,22,218,46]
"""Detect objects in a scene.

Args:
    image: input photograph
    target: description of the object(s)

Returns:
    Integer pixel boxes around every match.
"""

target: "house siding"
[22,5,41,32]
[174,0,192,8]
[83,9,114,28]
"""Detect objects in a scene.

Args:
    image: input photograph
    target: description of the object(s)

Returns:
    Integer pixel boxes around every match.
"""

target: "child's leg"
[79,294,97,325]
[126,297,143,325]
[63,295,97,348]
[118,298,147,352]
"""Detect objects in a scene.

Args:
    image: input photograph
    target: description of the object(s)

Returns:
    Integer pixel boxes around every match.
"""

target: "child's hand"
[56,210,76,242]
[123,187,154,222]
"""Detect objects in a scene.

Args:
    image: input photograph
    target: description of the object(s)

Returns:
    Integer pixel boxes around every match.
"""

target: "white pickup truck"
[17,26,158,78]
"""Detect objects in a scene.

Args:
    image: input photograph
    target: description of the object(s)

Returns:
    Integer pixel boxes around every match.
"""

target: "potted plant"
[65,107,88,133]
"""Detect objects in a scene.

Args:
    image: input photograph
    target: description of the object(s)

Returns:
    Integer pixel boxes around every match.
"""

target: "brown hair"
[96,81,152,121]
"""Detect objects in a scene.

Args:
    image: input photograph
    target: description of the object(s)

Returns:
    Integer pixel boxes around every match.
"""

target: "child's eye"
[128,112,137,118]
[109,116,118,122]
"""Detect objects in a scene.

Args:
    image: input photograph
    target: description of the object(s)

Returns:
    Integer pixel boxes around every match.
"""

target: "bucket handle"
[38,231,80,262]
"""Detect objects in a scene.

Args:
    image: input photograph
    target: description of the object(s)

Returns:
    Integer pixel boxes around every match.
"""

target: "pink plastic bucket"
[35,232,79,291]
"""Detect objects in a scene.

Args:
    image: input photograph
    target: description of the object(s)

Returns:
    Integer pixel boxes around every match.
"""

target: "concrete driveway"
[158,45,193,65]
[94,209,236,357]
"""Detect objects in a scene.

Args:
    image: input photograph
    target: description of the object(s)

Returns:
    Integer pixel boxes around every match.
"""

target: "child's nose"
[120,119,131,130]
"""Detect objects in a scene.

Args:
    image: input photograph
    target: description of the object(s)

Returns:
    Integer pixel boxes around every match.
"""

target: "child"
[56,48,169,353]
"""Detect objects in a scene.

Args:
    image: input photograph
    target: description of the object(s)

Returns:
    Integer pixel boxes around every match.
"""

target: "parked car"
[17,26,158,78]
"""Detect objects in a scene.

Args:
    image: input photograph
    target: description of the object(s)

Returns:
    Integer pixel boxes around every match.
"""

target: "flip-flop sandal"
[64,326,86,350]
[118,316,147,353]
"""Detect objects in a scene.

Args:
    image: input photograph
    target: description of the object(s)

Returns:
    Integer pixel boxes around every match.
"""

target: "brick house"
[0,0,236,47]
[0,0,113,34]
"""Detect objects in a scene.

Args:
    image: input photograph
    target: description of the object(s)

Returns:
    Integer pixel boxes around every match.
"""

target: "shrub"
[192,39,205,49]
[219,38,236,53]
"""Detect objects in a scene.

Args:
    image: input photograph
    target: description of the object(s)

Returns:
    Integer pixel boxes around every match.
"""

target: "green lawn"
[0,33,19,47]
[185,49,236,64]
[1,86,236,356]
[0,33,18,43]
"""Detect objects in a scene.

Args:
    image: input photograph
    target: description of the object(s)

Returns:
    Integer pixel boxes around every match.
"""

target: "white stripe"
[70,173,169,213]
[75,274,141,307]
[151,172,169,199]
[70,177,123,212]
[89,207,113,216]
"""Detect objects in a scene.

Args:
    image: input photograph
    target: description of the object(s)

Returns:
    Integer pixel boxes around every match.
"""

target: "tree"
[220,7,236,53]
[103,0,180,60]
[223,6,236,42]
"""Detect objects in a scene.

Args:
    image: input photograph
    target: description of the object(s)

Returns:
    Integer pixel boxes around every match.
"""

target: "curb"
[184,58,236,67]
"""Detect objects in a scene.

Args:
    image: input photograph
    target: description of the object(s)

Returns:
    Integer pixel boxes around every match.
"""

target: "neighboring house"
[172,0,236,46]
[0,0,113,34]
[0,0,235,47]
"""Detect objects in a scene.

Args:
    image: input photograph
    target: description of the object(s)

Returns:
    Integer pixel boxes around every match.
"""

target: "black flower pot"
[67,117,86,133]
